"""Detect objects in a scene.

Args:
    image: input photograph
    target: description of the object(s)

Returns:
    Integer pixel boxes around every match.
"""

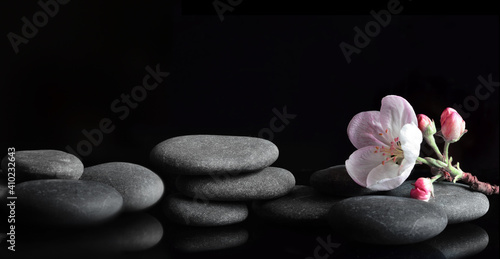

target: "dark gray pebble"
[1,150,84,182]
[150,135,279,175]
[385,181,489,224]
[17,179,123,226]
[310,165,378,197]
[176,167,295,201]
[252,185,342,226]
[163,193,248,226]
[328,195,448,245]
[81,162,164,212]
[425,223,489,259]
[170,225,249,252]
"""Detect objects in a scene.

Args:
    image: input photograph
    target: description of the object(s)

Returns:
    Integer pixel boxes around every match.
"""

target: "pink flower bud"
[417,114,436,137]
[410,177,434,202]
[440,108,466,143]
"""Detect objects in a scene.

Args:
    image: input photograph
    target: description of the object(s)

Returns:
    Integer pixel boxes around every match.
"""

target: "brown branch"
[437,169,499,195]
[460,172,499,195]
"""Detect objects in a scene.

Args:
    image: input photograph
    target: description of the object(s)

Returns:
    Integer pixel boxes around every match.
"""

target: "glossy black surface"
[1,1,498,258]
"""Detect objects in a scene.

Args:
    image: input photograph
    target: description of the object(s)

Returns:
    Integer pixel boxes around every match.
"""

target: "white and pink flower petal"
[379,95,418,137]
[345,146,387,187]
[347,111,390,149]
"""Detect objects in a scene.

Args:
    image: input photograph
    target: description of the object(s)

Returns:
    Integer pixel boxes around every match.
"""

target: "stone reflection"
[425,223,489,259]
[333,241,445,259]
[168,224,249,252]
[7,212,163,258]
[90,212,164,251]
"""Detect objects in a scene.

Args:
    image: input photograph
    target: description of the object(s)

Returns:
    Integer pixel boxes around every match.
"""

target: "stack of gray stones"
[150,135,296,226]
[0,150,164,227]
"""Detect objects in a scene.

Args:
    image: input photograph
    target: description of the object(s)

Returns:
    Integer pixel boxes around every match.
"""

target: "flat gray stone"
[170,225,249,252]
[1,150,84,182]
[163,193,248,226]
[425,223,489,259]
[252,185,342,226]
[150,135,279,175]
[310,165,377,197]
[328,195,448,245]
[17,179,123,226]
[81,162,164,212]
[384,181,490,224]
[176,167,295,201]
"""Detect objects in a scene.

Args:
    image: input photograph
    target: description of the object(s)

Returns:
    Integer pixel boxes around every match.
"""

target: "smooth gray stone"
[81,162,164,212]
[1,150,84,182]
[425,223,489,259]
[252,185,342,226]
[17,179,123,226]
[310,165,377,197]
[150,135,279,175]
[328,195,448,245]
[163,193,248,226]
[170,225,249,252]
[176,167,295,201]
[385,181,490,224]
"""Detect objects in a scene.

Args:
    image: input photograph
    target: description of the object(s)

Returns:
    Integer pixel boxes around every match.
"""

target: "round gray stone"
[1,150,84,182]
[310,165,377,197]
[384,181,490,224]
[252,185,342,226]
[328,195,448,245]
[163,193,248,226]
[170,225,249,252]
[425,223,489,259]
[176,167,295,201]
[81,162,164,212]
[17,179,123,226]
[149,135,279,175]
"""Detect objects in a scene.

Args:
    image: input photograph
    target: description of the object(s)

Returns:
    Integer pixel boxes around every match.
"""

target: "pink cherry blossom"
[410,177,434,202]
[346,95,422,191]
[440,108,466,143]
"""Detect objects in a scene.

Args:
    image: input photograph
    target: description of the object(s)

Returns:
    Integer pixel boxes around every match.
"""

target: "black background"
[1,0,498,258]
